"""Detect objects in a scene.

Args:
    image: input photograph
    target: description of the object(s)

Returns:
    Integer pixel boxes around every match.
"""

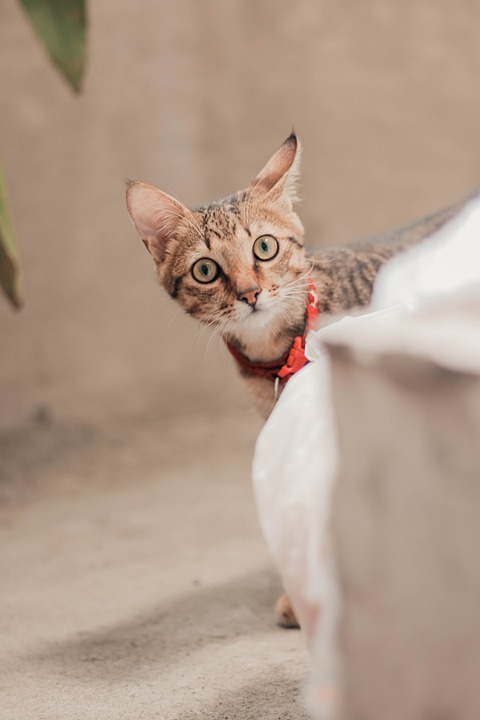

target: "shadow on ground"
[27,567,284,683]
[178,673,309,720]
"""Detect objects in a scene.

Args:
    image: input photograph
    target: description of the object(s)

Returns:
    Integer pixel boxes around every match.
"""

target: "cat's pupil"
[201,264,209,276]
[261,240,268,252]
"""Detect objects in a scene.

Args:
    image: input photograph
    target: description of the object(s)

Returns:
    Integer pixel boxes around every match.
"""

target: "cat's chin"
[243,308,276,330]
[227,305,287,352]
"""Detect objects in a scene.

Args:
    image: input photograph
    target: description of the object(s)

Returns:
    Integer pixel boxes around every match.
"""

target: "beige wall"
[1,0,480,430]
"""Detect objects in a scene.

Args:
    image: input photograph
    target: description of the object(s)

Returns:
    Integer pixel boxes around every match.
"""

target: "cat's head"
[126,133,309,342]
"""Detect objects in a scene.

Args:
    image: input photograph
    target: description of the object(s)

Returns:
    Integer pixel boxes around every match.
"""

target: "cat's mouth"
[242,299,265,318]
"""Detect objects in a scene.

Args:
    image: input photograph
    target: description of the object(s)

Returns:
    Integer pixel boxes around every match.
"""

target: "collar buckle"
[276,336,309,381]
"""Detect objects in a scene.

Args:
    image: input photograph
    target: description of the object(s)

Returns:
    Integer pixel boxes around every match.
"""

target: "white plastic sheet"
[252,196,480,718]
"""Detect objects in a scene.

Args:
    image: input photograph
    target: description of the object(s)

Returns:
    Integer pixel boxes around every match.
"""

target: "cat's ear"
[248,132,301,207]
[126,181,188,263]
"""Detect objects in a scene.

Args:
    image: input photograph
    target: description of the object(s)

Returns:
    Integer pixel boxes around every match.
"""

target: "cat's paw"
[275,593,300,629]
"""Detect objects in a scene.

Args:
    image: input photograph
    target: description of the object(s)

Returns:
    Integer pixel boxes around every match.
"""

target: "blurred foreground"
[254,198,480,719]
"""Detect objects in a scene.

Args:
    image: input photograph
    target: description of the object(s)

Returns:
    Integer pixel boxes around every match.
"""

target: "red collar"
[225,278,318,388]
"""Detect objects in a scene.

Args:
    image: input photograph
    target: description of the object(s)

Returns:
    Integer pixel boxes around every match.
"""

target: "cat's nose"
[237,286,261,307]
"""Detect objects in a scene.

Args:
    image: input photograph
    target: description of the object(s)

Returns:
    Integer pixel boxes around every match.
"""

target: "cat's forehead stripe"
[200,202,241,246]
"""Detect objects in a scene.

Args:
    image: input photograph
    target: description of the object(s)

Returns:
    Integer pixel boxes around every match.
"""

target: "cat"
[125,132,468,627]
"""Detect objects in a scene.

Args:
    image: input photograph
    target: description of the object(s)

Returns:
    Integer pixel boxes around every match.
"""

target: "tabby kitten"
[126,133,463,417]
[126,133,465,626]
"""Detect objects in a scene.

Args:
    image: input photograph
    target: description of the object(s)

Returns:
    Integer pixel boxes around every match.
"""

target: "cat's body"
[126,133,471,625]
[235,201,466,417]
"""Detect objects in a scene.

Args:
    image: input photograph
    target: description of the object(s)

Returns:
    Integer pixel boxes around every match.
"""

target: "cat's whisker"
[282,261,315,290]
[201,313,229,334]
[196,321,214,341]
[280,296,308,304]
[195,310,231,346]
[279,285,310,301]
[203,320,221,351]
[220,321,237,353]
[204,316,234,360]
[281,278,310,294]
[220,320,234,343]
[283,278,308,289]
[203,315,222,329]
[276,302,298,322]
[280,288,310,298]
[164,307,184,333]
[278,285,310,299]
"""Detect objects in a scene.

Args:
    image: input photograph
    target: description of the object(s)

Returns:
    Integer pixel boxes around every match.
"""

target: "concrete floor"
[0,406,310,719]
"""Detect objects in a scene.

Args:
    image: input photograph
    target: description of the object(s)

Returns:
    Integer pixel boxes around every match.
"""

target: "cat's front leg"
[275,593,300,628]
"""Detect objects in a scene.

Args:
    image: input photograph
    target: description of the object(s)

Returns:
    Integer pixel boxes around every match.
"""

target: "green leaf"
[18,0,87,93]
[0,165,23,309]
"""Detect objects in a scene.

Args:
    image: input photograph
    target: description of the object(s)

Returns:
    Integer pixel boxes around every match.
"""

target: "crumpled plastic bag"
[252,195,480,718]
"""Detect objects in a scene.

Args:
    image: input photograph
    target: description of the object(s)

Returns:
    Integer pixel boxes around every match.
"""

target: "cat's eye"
[253,235,279,261]
[191,258,220,284]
